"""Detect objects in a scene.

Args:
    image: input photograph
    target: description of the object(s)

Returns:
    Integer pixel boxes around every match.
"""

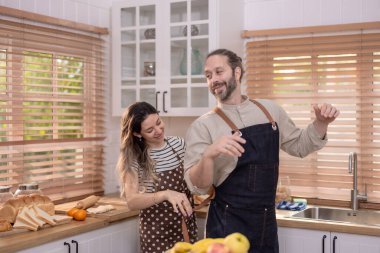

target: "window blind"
[0,18,105,202]
[245,30,380,205]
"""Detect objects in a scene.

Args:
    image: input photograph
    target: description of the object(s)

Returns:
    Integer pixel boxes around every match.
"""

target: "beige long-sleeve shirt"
[184,96,327,194]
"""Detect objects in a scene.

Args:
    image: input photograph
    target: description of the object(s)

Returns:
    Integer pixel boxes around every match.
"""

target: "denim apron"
[206,100,279,253]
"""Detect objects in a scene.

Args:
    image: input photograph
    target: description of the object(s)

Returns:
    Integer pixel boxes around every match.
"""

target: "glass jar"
[275,176,292,204]
[0,186,14,204]
[14,183,42,197]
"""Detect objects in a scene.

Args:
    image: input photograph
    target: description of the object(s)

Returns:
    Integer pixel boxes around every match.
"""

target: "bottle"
[0,186,13,204]
[14,183,42,197]
[179,48,203,75]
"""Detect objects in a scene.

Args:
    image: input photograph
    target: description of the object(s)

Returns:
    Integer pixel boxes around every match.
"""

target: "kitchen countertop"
[1,194,380,252]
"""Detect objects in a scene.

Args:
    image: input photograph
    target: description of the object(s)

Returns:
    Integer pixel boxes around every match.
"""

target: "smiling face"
[134,113,165,149]
[204,54,241,104]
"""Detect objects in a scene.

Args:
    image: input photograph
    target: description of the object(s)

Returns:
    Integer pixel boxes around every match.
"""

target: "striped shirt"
[134,136,186,193]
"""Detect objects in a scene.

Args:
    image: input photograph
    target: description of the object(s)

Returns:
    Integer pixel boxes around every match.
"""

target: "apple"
[223,232,250,253]
[206,242,231,253]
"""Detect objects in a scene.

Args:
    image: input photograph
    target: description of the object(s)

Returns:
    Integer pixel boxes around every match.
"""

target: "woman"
[117,101,197,253]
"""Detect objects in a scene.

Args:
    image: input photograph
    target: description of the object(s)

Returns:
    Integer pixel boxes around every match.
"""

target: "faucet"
[348,152,367,212]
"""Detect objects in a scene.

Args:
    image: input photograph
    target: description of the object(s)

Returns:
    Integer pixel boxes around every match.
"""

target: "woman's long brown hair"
[116,102,160,197]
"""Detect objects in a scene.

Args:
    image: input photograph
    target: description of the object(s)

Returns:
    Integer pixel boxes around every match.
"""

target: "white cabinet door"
[279,227,380,253]
[112,0,244,116]
[17,218,139,253]
[278,227,330,253]
[112,0,159,116]
[332,232,380,253]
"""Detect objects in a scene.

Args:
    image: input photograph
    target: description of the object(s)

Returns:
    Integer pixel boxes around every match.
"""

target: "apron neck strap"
[213,107,240,134]
[213,99,277,131]
[250,99,276,129]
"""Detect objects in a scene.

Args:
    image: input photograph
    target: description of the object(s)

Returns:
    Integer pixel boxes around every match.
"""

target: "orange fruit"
[67,208,80,217]
[73,209,87,221]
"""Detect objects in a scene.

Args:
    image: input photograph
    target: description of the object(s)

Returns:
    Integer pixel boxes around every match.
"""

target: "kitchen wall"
[244,0,380,30]
[1,0,379,194]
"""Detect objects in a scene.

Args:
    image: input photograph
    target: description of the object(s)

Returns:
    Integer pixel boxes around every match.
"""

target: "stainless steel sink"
[290,207,380,227]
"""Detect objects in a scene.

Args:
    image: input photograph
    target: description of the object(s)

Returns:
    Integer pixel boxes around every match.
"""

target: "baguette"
[75,195,100,209]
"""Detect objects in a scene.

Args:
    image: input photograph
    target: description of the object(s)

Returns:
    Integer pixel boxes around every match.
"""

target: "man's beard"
[211,75,237,102]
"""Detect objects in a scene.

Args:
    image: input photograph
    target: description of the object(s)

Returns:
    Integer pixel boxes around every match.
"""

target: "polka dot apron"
[139,147,197,253]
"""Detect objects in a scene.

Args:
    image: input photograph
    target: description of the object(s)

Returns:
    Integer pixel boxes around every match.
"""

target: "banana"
[213,238,225,244]
[172,241,193,253]
[192,238,215,253]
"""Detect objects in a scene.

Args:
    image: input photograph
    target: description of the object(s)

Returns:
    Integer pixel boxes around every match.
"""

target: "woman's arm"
[124,173,193,217]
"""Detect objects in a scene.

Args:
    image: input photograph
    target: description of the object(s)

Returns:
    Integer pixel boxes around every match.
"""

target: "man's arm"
[187,132,246,189]
[312,103,340,137]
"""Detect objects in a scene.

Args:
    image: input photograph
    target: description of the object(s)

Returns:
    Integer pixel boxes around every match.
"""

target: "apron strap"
[250,99,277,130]
[181,218,190,242]
[213,107,240,134]
[182,186,215,242]
[213,99,277,131]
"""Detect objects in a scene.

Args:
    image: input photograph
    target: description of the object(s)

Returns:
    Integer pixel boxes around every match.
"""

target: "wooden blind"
[246,30,380,204]
[0,18,105,202]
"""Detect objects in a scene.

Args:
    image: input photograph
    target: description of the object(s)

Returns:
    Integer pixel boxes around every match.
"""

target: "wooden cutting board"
[54,201,138,222]
[0,218,73,238]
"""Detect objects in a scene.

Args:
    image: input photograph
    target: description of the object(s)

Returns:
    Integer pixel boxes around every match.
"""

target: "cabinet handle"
[163,91,168,113]
[333,236,337,253]
[322,235,327,253]
[155,91,160,113]
[71,240,79,253]
[64,241,71,253]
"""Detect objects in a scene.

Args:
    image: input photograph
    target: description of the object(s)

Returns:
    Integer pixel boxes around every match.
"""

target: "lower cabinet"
[278,227,380,253]
[18,218,139,253]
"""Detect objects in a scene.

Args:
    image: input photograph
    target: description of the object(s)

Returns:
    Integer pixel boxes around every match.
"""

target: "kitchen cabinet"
[278,227,380,253]
[111,0,244,116]
[18,218,139,253]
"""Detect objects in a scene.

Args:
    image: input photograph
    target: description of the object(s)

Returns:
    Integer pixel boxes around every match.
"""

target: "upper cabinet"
[112,0,244,116]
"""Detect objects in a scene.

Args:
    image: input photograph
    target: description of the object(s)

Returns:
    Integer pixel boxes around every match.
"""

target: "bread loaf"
[75,195,100,209]
[0,219,12,232]
[0,194,55,223]
[0,205,17,223]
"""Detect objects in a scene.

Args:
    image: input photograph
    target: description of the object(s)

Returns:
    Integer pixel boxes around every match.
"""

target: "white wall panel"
[244,0,380,30]
[280,0,303,28]
[303,0,321,26]
[245,0,282,29]
[50,0,64,19]
[2,0,19,9]
[363,0,380,22]
[341,0,362,24]
[35,0,50,16]
[64,0,77,22]
[19,0,35,12]
[321,0,341,25]
[89,5,100,27]
[76,1,89,24]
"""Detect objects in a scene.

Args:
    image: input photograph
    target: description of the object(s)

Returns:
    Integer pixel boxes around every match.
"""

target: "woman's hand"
[164,190,193,217]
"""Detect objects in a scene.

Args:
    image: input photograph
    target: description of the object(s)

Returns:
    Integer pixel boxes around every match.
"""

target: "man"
[184,49,339,253]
